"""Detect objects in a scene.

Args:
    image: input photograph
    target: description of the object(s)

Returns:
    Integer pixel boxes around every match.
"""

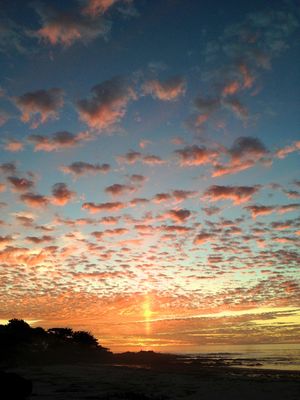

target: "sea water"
[179,343,300,371]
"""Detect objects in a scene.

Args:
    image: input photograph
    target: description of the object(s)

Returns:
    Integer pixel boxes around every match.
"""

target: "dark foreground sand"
[11,363,300,400]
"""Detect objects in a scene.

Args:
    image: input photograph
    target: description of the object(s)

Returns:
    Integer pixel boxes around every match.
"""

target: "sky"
[0,0,300,353]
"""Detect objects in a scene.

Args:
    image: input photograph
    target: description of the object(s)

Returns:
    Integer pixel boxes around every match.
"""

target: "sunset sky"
[0,0,300,352]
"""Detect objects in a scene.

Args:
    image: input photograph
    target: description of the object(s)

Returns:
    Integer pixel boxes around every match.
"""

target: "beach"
[11,362,300,400]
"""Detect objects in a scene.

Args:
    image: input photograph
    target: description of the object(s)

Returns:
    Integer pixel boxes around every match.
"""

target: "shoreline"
[8,360,300,399]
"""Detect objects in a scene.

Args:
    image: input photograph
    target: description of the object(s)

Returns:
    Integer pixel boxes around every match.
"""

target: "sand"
[9,363,300,400]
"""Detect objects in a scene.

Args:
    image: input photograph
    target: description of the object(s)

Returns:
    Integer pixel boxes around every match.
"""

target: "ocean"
[179,344,300,371]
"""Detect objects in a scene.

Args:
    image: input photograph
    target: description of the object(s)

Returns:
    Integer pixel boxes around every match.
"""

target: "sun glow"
[143,295,153,336]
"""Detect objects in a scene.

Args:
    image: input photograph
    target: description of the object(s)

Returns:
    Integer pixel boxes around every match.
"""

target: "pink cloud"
[193,233,213,245]
[213,136,270,177]
[92,228,129,238]
[117,150,165,165]
[139,139,151,149]
[26,235,54,244]
[51,183,76,206]
[172,190,198,203]
[128,174,147,185]
[100,216,120,225]
[0,235,13,246]
[105,183,135,197]
[14,88,64,128]
[117,150,141,164]
[143,75,186,101]
[34,3,110,47]
[152,193,172,204]
[245,203,300,218]
[222,80,240,96]
[203,185,260,205]
[175,145,219,167]
[223,97,248,119]
[0,245,54,266]
[276,140,300,159]
[142,154,165,165]
[20,192,49,208]
[28,130,91,152]
[77,77,136,131]
[82,201,126,213]
[4,140,24,152]
[83,0,120,16]
[61,161,110,177]
[165,209,191,223]
[0,162,17,175]
[161,225,192,234]
[7,176,35,192]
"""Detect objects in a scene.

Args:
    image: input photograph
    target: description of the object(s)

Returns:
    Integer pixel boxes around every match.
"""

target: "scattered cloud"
[276,140,300,159]
[4,140,24,152]
[33,2,110,47]
[14,88,64,128]
[82,201,126,213]
[203,185,260,205]
[0,162,17,175]
[61,161,110,177]
[143,75,186,101]
[105,183,135,197]
[20,192,49,208]
[77,77,136,131]
[7,176,35,192]
[28,131,91,152]
[51,183,76,206]
[175,145,220,167]
[193,232,213,245]
[213,136,270,177]
[165,209,191,223]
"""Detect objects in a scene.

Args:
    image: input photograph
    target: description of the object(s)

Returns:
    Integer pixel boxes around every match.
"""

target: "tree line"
[0,319,111,367]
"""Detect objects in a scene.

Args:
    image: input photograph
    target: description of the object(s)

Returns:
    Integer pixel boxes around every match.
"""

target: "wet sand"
[11,362,300,399]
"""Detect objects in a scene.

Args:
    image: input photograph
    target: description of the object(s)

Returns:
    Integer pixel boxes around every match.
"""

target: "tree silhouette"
[0,319,111,367]
[48,327,74,341]
[73,330,99,347]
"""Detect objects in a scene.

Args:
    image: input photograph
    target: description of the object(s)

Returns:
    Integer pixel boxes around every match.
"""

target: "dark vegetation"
[0,319,111,367]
